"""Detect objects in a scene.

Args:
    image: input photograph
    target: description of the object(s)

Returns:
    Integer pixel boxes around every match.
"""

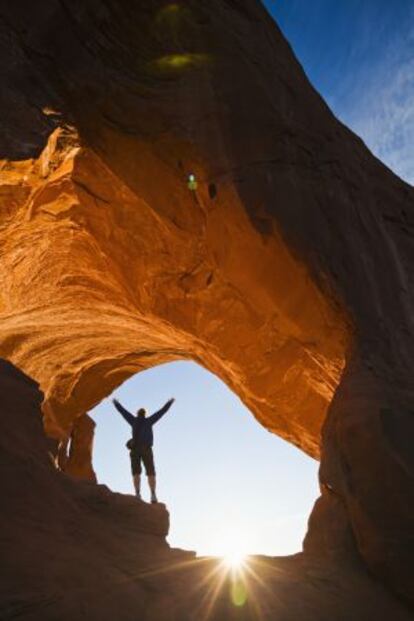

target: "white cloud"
[342,16,414,185]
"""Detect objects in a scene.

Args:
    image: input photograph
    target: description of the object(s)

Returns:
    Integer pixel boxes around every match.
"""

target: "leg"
[133,473,141,498]
[148,475,157,503]
[142,447,157,503]
[130,450,142,499]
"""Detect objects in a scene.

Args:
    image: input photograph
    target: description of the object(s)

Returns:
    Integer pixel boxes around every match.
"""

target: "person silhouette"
[112,397,175,502]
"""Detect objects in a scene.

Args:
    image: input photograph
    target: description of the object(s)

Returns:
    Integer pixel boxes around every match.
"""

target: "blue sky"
[268,0,414,184]
[91,361,319,557]
[90,2,413,558]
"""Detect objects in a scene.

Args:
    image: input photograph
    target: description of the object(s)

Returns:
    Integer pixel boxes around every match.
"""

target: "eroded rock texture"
[0,0,413,610]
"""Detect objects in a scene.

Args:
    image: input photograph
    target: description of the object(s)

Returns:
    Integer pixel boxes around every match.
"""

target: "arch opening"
[89,360,320,558]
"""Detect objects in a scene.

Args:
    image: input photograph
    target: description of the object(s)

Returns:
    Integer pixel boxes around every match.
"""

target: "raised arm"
[148,398,175,426]
[112,399,135,426]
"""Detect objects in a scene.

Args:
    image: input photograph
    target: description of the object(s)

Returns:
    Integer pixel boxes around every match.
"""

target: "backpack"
[126,438,135,450]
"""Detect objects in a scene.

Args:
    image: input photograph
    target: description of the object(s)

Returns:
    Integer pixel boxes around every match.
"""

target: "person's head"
[136,407,147,418]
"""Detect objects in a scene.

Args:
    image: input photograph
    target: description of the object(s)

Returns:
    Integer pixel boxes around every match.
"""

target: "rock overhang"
[0,124,347,456]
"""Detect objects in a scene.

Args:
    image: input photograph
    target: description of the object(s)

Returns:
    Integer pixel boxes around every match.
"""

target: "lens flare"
[150,53,211,74]
[230,577,248,607]
[222,553,249,608]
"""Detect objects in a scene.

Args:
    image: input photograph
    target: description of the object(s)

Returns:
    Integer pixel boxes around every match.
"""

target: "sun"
[222,549,248,570]
[208,528,252,571]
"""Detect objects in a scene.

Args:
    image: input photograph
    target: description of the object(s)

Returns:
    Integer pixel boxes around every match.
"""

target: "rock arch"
[0,0,413,607]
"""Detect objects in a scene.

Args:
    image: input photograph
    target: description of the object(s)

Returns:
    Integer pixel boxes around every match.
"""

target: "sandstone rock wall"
[0,0,413,606]
[65,413,97,481]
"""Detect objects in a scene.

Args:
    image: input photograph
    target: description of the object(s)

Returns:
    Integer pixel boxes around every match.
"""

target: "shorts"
[130,444,155,476]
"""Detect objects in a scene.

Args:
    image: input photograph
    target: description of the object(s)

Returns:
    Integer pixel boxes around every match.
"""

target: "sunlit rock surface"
[0,0,414,610]
[0,126,346,459]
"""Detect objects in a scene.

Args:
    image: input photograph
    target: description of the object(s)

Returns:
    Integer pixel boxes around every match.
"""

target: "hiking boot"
[151,494,158,504]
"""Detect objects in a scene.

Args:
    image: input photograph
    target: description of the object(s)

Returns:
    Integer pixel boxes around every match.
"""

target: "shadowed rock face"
[1,360,412,621]
[0,0,413,608]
